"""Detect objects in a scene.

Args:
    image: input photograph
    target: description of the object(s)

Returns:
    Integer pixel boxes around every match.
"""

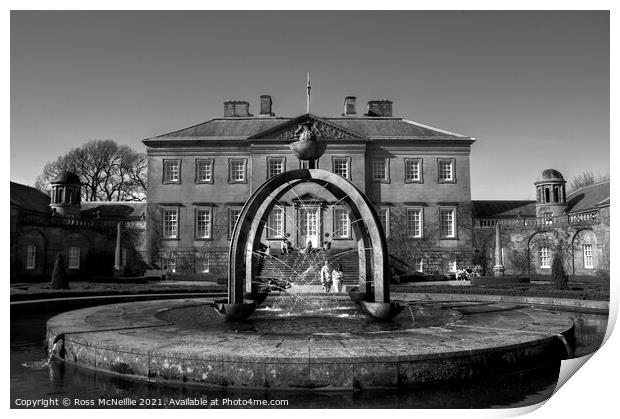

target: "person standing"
[320,260,331,293]
[331,264,344,293]
[280,239,288,255]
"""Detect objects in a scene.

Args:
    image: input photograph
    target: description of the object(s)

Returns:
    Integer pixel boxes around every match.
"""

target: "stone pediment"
[249,114,367,141]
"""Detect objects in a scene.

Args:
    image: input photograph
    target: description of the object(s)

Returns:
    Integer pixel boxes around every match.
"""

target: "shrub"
[50,253,69,290]
[551,257,568,290]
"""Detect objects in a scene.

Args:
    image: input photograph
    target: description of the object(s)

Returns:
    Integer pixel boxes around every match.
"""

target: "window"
[162,258,176,273]
[440,208,456,238]
[371,158,389,182]
[195,159,214,183]
[68,246,80,269]
[199,254,210,273]
[406,208,423,238]
[416,258,424,273]
[583,244,593,269]
[163,159,181,183]
[539,247,551,268]
[267,157,285,179]
[404,158,423,183]
[26,245,36,270]
[195,209,212,239]
[229,159,246,183]
[333,207,350,238]
[266,206,285,238]
[163,208,179,239]
[438,159,455,183]
[229,209,241,237]
[377,208,389,237]
[332,157,350,179]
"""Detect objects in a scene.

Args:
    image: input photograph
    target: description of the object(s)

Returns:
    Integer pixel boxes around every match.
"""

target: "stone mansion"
[10,94,608,281]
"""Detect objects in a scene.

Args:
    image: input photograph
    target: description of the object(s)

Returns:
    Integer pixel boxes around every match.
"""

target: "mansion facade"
[143,96,476,276]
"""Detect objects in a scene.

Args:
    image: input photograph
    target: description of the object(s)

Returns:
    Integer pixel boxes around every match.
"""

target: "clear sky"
[10,10,609,199]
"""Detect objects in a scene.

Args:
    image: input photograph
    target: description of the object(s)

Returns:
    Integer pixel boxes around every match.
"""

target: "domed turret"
[50,171,82,217]
[534,168,566,218]
[536,169,565,183]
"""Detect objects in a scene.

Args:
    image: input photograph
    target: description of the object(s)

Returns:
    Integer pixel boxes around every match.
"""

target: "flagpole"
[306,72,311,114]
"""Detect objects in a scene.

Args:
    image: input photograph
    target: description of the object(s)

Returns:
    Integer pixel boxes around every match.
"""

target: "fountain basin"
[46,297,574,390]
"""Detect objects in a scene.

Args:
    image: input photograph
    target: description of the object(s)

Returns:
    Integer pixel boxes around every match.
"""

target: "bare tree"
[34,140,147,201]
[568,171,609,194]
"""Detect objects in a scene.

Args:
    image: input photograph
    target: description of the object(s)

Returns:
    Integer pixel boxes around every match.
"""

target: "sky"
[10,10,609,200]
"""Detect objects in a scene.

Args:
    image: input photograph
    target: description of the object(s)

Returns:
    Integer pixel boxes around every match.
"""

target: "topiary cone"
[551,257,568,290]
[50,253,69,290]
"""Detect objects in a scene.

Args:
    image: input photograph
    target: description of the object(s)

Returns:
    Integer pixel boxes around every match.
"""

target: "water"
[157,298,461,337]
[10,306,608,409]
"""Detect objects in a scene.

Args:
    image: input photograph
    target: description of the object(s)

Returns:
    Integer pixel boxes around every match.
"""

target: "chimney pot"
[365,100,393,117]
[343,96,357,116]
[224,100,253,117]
[260,95,274,116]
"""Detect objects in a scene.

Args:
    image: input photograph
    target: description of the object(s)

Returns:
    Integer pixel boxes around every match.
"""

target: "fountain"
[44,119,576,391]
[222,120,401,321]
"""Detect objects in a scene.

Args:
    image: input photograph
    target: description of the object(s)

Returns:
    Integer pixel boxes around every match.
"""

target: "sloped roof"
[81,202,146,218]
[565,180,610,213]
[10,182,50,213]
[472,200,537,218]
[147,115,471,142]
[154,118,290,139]
[328,118,467,139]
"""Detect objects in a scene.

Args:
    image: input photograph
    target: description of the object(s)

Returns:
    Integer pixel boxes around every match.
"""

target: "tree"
[50,253,69,290]
[551,245,568,290]
[567,171,609,194]
[34,139,147,201]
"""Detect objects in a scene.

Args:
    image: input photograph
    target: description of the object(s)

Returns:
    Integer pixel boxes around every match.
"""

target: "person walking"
[320,260,332,293]
[331,264,344,293]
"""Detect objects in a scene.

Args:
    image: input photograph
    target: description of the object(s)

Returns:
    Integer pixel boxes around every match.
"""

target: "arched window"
[553,187,559,203]
[544,188,550,203]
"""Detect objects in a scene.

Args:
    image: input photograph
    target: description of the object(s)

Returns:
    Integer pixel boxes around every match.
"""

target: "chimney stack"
[259,95,275,116]
[223,100,253,117]
[343,96,357,116]
[365,100,393,117]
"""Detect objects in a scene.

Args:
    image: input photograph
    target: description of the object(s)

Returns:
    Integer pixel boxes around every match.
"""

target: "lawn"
[392,281,609,301]
[10,280,226,301]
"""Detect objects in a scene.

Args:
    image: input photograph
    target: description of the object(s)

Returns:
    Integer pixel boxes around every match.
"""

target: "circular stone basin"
[46,297,574,391]
[157,297,461,338]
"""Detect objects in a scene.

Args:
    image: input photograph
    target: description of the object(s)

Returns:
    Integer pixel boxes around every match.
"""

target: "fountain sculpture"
[218,120,403,321]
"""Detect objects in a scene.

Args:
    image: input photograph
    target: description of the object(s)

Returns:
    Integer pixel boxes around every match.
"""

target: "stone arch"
[228,169,389,304]
[16,228,48,275]
[526,230,560,274]
[571,228,598,274]
[64,231,92,271]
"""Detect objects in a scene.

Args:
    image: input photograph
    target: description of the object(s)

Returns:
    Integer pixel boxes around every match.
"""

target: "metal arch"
[228,169,390,304]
